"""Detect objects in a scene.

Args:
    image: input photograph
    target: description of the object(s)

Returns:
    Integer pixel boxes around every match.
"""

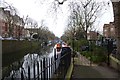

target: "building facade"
[87,31,99,40]
[0,7,25,39]
[0,7,7,38]
[103,22,116,39]
[111,1,120,58]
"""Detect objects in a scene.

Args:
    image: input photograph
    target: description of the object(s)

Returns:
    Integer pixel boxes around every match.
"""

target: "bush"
[80,46,107,64]
[81,51,91,58]
[68,39,107,64]
[91,56,106,63]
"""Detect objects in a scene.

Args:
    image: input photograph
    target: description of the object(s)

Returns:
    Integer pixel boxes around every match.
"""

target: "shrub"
[80,46,107,63]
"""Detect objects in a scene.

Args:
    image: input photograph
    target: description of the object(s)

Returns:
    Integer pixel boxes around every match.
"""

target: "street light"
[55,0,67,5]
[72,15,76,64]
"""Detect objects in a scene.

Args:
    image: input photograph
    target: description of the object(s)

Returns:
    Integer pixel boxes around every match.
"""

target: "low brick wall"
[110,55,120,71]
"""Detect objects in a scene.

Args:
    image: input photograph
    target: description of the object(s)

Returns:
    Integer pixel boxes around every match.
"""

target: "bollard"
[28,66,30,80]
[37,61,40,80]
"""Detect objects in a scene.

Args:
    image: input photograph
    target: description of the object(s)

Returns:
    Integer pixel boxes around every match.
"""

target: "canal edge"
[65,60,73,80]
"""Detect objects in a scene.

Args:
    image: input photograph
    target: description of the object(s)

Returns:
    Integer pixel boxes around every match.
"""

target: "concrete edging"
[65,61,74,80]
[110,55,120,65]
[110,55,120,71]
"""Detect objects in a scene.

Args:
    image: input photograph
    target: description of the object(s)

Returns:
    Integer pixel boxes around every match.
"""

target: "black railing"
[3,47,71,80]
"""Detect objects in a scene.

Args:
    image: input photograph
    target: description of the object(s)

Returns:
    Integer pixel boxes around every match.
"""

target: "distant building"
[0,7,25,39]
[103,22,116,39]
[0,7,7,37]
[87,31,99,40]
[112,1,120,58]
[24,28,39,38]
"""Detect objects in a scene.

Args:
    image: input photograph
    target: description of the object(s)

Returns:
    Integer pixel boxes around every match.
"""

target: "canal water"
[3,45,61,79]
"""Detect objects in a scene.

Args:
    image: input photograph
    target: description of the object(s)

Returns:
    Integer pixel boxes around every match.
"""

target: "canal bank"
[2,45,56,79]
[2,40,42,67]
[2,40,41,54]
[2,43,72,79]
[2,40,42,78]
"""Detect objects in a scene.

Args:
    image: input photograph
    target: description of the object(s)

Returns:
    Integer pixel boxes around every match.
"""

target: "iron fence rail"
[3,47,71,80]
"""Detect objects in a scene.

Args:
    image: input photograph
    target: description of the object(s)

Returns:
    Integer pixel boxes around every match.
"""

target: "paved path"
[71,53,120,79]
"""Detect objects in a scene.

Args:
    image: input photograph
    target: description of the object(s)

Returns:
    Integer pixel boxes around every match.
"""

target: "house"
[0,7,25,39]
[103,22,116,39]
[12,14,25,39]
[0,7,8,38]
[87,31,99,40]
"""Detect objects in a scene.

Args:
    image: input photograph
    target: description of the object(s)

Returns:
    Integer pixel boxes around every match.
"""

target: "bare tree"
[37,20,55,42]
[67,0,104,39]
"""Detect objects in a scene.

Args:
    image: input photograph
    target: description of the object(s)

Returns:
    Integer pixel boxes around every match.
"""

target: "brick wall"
[103,22,116,39]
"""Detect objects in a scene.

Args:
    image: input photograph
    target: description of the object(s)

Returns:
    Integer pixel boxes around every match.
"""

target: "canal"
[2,44,58,79]
[2,41,72,80]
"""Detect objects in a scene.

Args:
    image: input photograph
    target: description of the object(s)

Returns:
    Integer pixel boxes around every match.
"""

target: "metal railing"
[3,47,71,80]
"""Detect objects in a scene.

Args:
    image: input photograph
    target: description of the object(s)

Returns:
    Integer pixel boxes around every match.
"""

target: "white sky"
[3,0,114,37]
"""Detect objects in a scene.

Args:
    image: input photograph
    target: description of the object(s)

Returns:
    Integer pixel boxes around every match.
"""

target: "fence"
[3,47,71,80]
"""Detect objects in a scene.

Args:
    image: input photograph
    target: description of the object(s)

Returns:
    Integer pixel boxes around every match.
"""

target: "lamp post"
[55,0,67,5]
[72,14,76,64]
[72,31,75,64]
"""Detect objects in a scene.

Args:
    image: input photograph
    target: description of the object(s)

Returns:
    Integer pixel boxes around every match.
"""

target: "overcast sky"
[3,0,114,37]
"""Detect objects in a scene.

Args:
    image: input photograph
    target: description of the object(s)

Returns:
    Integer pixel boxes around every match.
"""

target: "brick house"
[103,22,116,39]
[87,31,99,40]
[0,7,25,39]
[111,1,120,58]
[0,7,8,38]
[12,14,25,39]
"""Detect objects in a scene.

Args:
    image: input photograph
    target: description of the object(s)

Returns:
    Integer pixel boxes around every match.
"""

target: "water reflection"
[3,46,60,79]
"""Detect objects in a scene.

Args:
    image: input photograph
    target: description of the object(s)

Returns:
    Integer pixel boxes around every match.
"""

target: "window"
[111,28,114,31]
[104,29,107,32]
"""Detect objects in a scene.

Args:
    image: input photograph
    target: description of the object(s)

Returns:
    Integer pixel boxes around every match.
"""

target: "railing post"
[33,61,36,79]
[51,57,53,76]
[37,61,40,80]
[54,48,57,73]
[21,68,24,80]
[46,58,48,80]
[49,58,51,79]
[28,65,30,80]
[40,60,43,80]
[43,58,46,80]
[11,74,14,80]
